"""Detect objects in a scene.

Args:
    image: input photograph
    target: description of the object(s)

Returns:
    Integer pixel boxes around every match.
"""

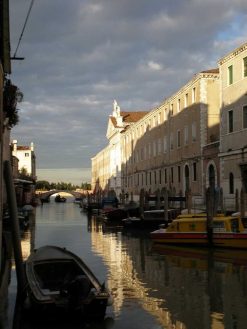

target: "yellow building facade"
[218,42,247,208]
[92,42,247,208]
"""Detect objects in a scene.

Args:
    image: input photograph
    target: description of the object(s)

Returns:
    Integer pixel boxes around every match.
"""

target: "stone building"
[11,140,36,180]
[91,100,148,197]
[92,68,220,205]
[0,0,12,318]
[120,69,220,204]
[92,42,247,208]
[218,42,247,209]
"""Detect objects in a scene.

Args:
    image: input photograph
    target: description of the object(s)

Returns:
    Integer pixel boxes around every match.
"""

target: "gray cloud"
[9,0,247,175]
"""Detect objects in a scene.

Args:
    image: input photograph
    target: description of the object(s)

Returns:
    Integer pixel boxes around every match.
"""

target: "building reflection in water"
[88,216,247,329]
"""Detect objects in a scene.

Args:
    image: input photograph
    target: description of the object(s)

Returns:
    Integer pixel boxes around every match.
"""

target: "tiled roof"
[17,146,30,151]
[110,111,149,128]
[121,111,149,122]
[200,68,219,74]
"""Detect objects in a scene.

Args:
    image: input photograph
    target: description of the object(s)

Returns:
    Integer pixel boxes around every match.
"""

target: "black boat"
[25,245,112,318]
[54,194,66,202]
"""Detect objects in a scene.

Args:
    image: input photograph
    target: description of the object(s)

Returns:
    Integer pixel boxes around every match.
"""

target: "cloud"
[9,0,247,181]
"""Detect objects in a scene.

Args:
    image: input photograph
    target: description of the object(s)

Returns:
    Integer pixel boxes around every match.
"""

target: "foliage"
[18,167,33,181]
[36,180,91,191]
[36,180,51,190]
[3,79,23,128]
[81,182,91,190]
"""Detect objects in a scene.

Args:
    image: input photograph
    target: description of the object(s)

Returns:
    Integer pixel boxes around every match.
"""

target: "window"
[178,166,181,183]
[170,133,174,150]
[171,167,174,183]
[184,126,188,145]
[153,141,156,156]
[228,65,233,85]
[244,57,247,77]
[25,153,29,157]
[158,138,162,154]
[192,87,196,103]
[158,112,161,125]
[165,169,167,184]
[177,130,181,148]
[164,108,168,121]
[177,99,181,112]
[170,103,173,116]
[185,93,188,107]
[193,162,197,181]
[228,110,233,133]
[163,136,167,153]
[159,170,162,184]
[229,172,234,194]
[243,105,247,129]
[149,143,152,157]
[153,116,156,127]
[192,122,196,142]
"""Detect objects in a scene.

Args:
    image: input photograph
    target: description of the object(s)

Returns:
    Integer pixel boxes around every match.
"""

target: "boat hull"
[25,245,111,318]
[150,231,247,249]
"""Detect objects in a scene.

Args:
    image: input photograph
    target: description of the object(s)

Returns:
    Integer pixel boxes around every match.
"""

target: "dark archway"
[208,164,215,188]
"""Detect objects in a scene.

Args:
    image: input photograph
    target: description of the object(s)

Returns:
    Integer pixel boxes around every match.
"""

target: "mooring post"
[4,160,26,298]
[139,188,144,219]
[164,188,168,222]
[206,186,214,247]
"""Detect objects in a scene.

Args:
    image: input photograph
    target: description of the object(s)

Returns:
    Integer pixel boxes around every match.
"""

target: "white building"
[12,140,36,180]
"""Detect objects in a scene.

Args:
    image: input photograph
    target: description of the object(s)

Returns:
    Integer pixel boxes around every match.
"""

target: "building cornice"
[218,42,247,65]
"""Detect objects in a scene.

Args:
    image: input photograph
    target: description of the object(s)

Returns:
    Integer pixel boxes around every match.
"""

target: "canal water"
[5,196,247,329]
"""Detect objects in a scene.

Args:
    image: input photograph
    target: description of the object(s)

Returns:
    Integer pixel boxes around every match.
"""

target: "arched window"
[229,172,234,194]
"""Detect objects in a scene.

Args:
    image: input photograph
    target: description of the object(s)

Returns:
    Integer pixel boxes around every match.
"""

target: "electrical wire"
[13,0,35,58]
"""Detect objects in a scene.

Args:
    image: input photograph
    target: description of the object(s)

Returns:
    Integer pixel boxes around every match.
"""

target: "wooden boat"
[123,208,180,229]
[150,213,247,249]
[55,194,66,202]
[25,245,112,318]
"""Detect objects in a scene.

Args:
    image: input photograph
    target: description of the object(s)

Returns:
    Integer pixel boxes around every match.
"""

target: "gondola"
[25,245,112,318]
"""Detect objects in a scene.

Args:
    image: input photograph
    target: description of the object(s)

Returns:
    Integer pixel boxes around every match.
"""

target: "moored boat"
[25,245,112,318]
[150,213,247,249]
[54,194,66,203]
[123,208,180,229]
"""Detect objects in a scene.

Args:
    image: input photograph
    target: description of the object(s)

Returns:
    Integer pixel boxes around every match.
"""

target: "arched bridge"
[36,190,83,201]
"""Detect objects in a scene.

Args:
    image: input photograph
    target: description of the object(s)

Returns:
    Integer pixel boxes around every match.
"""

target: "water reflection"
[88,215,247,329]
[6,202,247,329]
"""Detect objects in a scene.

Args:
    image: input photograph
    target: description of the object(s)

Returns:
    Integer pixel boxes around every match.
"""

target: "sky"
[9,0,247,185]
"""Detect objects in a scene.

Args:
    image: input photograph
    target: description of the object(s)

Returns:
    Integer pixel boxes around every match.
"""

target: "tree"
[36,180,51,190]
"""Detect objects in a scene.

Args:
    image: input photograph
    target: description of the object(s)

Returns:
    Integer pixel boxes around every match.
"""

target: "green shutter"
[228,65,233,85]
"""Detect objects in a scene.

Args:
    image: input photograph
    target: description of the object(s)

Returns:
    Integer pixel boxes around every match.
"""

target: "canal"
[5,196,247,329]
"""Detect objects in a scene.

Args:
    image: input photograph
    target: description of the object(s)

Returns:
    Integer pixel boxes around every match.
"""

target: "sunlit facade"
[121,70,220,203]
[92,71,220,205]
[11,140,36,180]
[219,42,247,207]
[92,42,247,206]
